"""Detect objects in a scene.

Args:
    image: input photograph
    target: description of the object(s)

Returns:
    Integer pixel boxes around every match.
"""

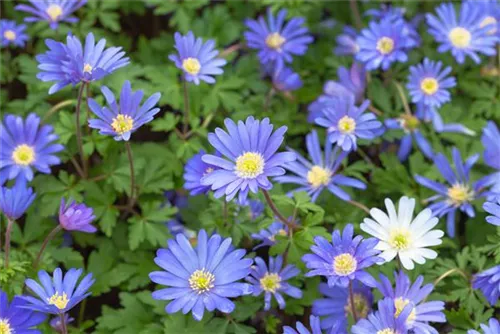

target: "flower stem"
[125,141,136,207]
[223,199,228,227]
[261,190,299,230]
[393,81,412,115]
[433,268,468,287]
[349,0,363,30]
[60,313,68,334]
[33,225,62,269]
[367,104,383,116]
[4,218,14,268]
[182,80,190,134]
[75,83,88,178]
[349,280,359,323]
[347,200,370,214]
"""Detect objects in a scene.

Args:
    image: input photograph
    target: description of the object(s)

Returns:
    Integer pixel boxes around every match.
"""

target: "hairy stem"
[182,80,190,134]
[347,200,370,214]
[262,190,299,230]
[60,313,68,334]
[125,141,136,207]
[349,280,358,322]
[75,83,88,178]
[4,218,14,268]
[33,225,62,269]
[349,0,363,29]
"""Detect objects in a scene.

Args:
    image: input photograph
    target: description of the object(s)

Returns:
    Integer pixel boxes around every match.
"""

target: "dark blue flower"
[323,63,366,103]
[0,20,28,48]
[251,221,288,249]
[272,66,302,92]
[0,181,36,220]
[37,33,130,94]
[351,298,410,334]
[59,198,96,233]
[472,265,500,306]
[302,224,381,288]
[334,25,359,56]
[244,8,313,67]
[0,113,63,184]
[15,0,86,30]
[169,31,226,85]
[484,197,500,226]
[50,314,74,333]
[275,130,366,202]
[88,80,161,141]
[468,318,500,334]
[184,150,220,196]
[0,290,46,334]
[246,255,302,310]
[283,315,323,334]
[21,268,95,315]
[426,2,499,64]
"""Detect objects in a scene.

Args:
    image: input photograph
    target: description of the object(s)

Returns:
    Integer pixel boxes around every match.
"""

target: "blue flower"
[0,20,28,48]
[21,268,95,315]
[465,0,500,38]
[15,0,86,30]
[272,66,303,92]
[468,318,500,334]
[426,2,499,64]
[334,25,359,56]
[251,221,288,249]
[312,281,373,332]
[385,113,434,161]
[283,315,323,334]
[472,265,500,306]
[149,230,253,321]
[0,181,36,220]
[59,198,96,233]
[377,271,446,334]
[184,150,220,196]
[0,113,63,184]
[37,33,130,94]
[169,31,226,85]
[356,18,409,71]
[244,8,313,67]
[275,130,366,202]
[314,95,383,152]
[88,80,161,141]
[414,147,490,237]
[244,199,265,220]
[482,122,500,195]
[50,314,74,332]
[246,255,302,310]
[0,290,46,334]
[407,58,456,108]
[323,63,366,103]
[484,197,500,226]
[351,298,410,334]
[415,103,475,136]
[302,224,381,288]
[201,116,296,203]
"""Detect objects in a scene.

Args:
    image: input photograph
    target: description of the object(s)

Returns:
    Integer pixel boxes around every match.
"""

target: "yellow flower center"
[333,253,357,276]
[448,27,471,48]
[83,63,93,73]
[278,229,287,236]
[376,37,394,55]
[307,166,331,188]
[338,115,356,134]
[182,57,201,75]
[394,297,416,323]
[3,30,16,41]
[204,167,214,176]
[389,229,411,250]
[266,32,286,50]
[420,77,439,95]
[46,4,63,21]
[447,184,474,206]
[400,114,420,132]
[48,292,69,310]
[189,269,215,294]
[344,293,370,319]
[0,319,11,334]
[480,16,497,35]
[260,272,281,293]
[377,329,396,334]
[235,152,265,179]
[111,114,134,135]
[12,144,35,166]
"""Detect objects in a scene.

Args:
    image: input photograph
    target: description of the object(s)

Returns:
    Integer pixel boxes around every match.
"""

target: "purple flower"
[0,290,46,334]
[312,281,373,332]
[377,271,446,334]
[351,298,410,334]
[59,198,96,233]
[481,122,500,195]
[149,230,253,321]
[169,31,226,85]
[465,0,500,39]
[324,63,366,103]
[283,315,323,334]
[246,255,302,310]
[356,18,409,71]
[37,32,130,94]
[201,116,296,203]
[272,66,302,92]
[275,130,366,202]
[244,8,313,67]
[314,95,383,152]
[302,224,381,288]
[184,150,220,196]
[468,318,500,334]
[484,197,500,226]
[251,221,288,249]
[0,20,28,48]
[0,181,36,220]
[407,58,456,108]
[15,0,86,30]
[50,314,74,333]
[426,2,499,64]
[0,113,63,184]
[472,265,500,306]
[334,25,359,56]
[88,80,161,141]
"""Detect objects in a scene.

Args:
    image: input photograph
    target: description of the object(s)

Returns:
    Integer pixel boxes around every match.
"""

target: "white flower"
[360,196,444,270]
